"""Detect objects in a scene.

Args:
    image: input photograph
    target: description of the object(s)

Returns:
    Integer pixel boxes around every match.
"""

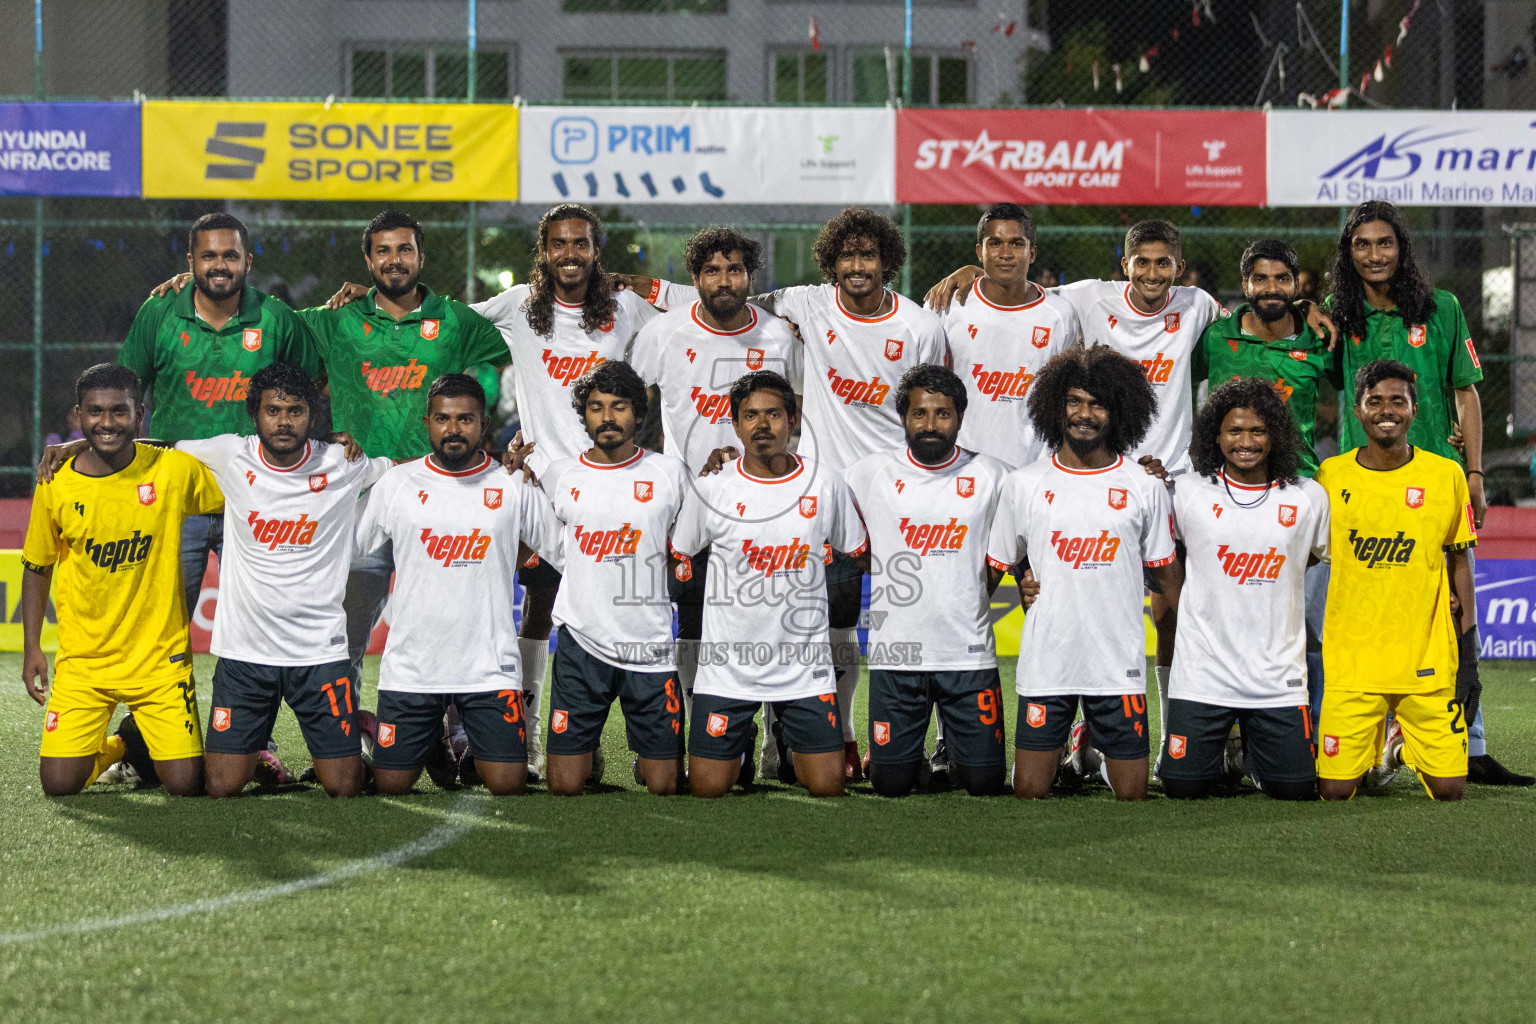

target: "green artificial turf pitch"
[2,652,1535,1024]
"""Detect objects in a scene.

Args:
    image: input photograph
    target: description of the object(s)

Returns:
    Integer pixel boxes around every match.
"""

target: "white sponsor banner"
[520,106,895,205]
[1268,110,1536,207]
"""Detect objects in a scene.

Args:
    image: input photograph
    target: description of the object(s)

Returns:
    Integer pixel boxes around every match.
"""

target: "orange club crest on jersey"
[873,721,891,746]
[551,710,569,734]
[1408,325,1427,348]
[706,712,729,737]
[1406,487,1425,509]
[377,723,396,747]
[1026,703,1047,728]
[420,319,440,340]
[1031,325,1051,349]
[242,328,262,352]
[956,477,975,498]
[308,473,328,493]
[137,483,157,506]
[635,481,653,503]
[1163,313,1180,334]
[1322,734,1339,757]
[1107,487,1127,510]
[212,707,232,732]
[799,496,817,518]
[484,488,503,510]
[1278,504,1297,528]
[745,348,764,371]
[884,339,903,361]
[45,710,59,732]
[1168,734,1187,759]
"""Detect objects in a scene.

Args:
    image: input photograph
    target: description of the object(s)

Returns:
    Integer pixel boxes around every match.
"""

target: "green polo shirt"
[1329,288,1481,464]
[117,285,322,443]
[1193,304,1331,476]
[299,285,508,459]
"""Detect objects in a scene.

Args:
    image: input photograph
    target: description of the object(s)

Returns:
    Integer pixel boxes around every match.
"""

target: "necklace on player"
[1222,470,1272,509]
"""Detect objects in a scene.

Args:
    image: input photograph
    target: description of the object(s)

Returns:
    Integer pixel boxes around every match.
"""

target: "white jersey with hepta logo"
[944,285,1081,470]
[541,447,690,670]
[1170,472,1329,709]
[629,301,802,474]
[175,435,393,666]
[472,284,659,477]
[845,446,1010,670]
[986,454,1175,697]
[671,456,867,701]
[355,453,556,694]
[1054,280,1222,475]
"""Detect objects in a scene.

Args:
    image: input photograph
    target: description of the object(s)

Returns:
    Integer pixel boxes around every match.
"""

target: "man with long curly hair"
[1318,202,1529,786]
[986,347,1182,801]
[1161,378,1327,800]
[469,204,664,781]
[619,208,948,782]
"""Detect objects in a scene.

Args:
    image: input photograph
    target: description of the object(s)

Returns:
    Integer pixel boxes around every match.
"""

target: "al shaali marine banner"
[520,106,895,205]
[1267,110,1536,207]
[141,101,518,200]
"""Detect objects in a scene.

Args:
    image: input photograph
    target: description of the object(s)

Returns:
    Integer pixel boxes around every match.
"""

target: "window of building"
[850,50,970,105]
[349,47,512,99]
[563,0,726,11]
[773,49,830,103]
[562,52,727,101]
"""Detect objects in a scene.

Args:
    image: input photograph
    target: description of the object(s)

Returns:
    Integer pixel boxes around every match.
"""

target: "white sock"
[1098,758,1113,788]
[519,637,548,757]
[831,627,859,743]
[1154,665,1171,749]
[760,703,779,769]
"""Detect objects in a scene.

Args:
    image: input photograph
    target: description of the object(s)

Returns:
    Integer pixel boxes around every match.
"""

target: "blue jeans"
[180,512,224,625]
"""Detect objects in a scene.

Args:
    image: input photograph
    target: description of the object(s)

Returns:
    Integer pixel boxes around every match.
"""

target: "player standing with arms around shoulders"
[986,347,1181,801]
[627,228,802,731]
[1161,378,1328,800]
[625,209,948,780]
[470,204,662,779]
[170,365,394,798]
[354,375,556,796]
[670,371,869,799]
[844,365,1011,797]
[942,203,1081,471]
[538,362,690,796]
[1315,360,1476,801]
[21,365,223,797]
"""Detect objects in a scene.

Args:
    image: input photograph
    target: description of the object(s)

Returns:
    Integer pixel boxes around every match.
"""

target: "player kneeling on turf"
[1160,378,1328,800]
[22,365,223,797]
[355,374,556,796]
[1315,360,1476,801]
[671,371,869,798]
[986,347,1181,801]
[538,362,690,795]
[168,364,393,798]
[845,364,1010,797]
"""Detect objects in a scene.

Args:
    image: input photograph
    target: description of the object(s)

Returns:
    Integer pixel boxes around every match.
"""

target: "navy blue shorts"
[207,658,357,760]
[548,626,684,760]
[689,692,843,761]
[373,689,527,770]
[1016,692,1149,761]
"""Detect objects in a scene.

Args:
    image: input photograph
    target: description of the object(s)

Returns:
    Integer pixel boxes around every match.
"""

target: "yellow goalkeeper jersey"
[22,443,223,687]
[1317,447,1475,694]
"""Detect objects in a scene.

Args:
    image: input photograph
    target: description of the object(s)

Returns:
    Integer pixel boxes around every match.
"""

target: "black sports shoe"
[115,714,160,790]
[1468,753,1536,787]
[769,715,796,785]
[739,721,759,793]
[423,728,460,789]
[929,739,953,787]
[458,754,482,788]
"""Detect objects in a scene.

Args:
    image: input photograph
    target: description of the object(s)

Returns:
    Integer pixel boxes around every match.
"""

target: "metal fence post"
[31,0,44,466]
[465,0,478,302]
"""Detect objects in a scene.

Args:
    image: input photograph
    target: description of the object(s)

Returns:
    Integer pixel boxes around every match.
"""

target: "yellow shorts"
[1316,685,1468,781]
[40,674,204,761]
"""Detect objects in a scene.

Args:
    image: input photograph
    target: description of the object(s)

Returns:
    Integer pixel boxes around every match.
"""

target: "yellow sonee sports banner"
[142,101,518,201]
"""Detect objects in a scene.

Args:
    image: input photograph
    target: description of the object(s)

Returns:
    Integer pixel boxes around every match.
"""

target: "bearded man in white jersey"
[355,375,556,797]
[1159,377,1327,800]
[846,365,1011,798]
[987,346,1182,801]
[671,371,869,799]
[629,228,801,735]
[170,365,395,798]
[539,362,690,796]
[623,208,948,782]
[468,205,661,780]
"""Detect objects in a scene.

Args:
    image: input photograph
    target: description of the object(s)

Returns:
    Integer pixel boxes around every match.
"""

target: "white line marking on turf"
[0,796,479,946]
